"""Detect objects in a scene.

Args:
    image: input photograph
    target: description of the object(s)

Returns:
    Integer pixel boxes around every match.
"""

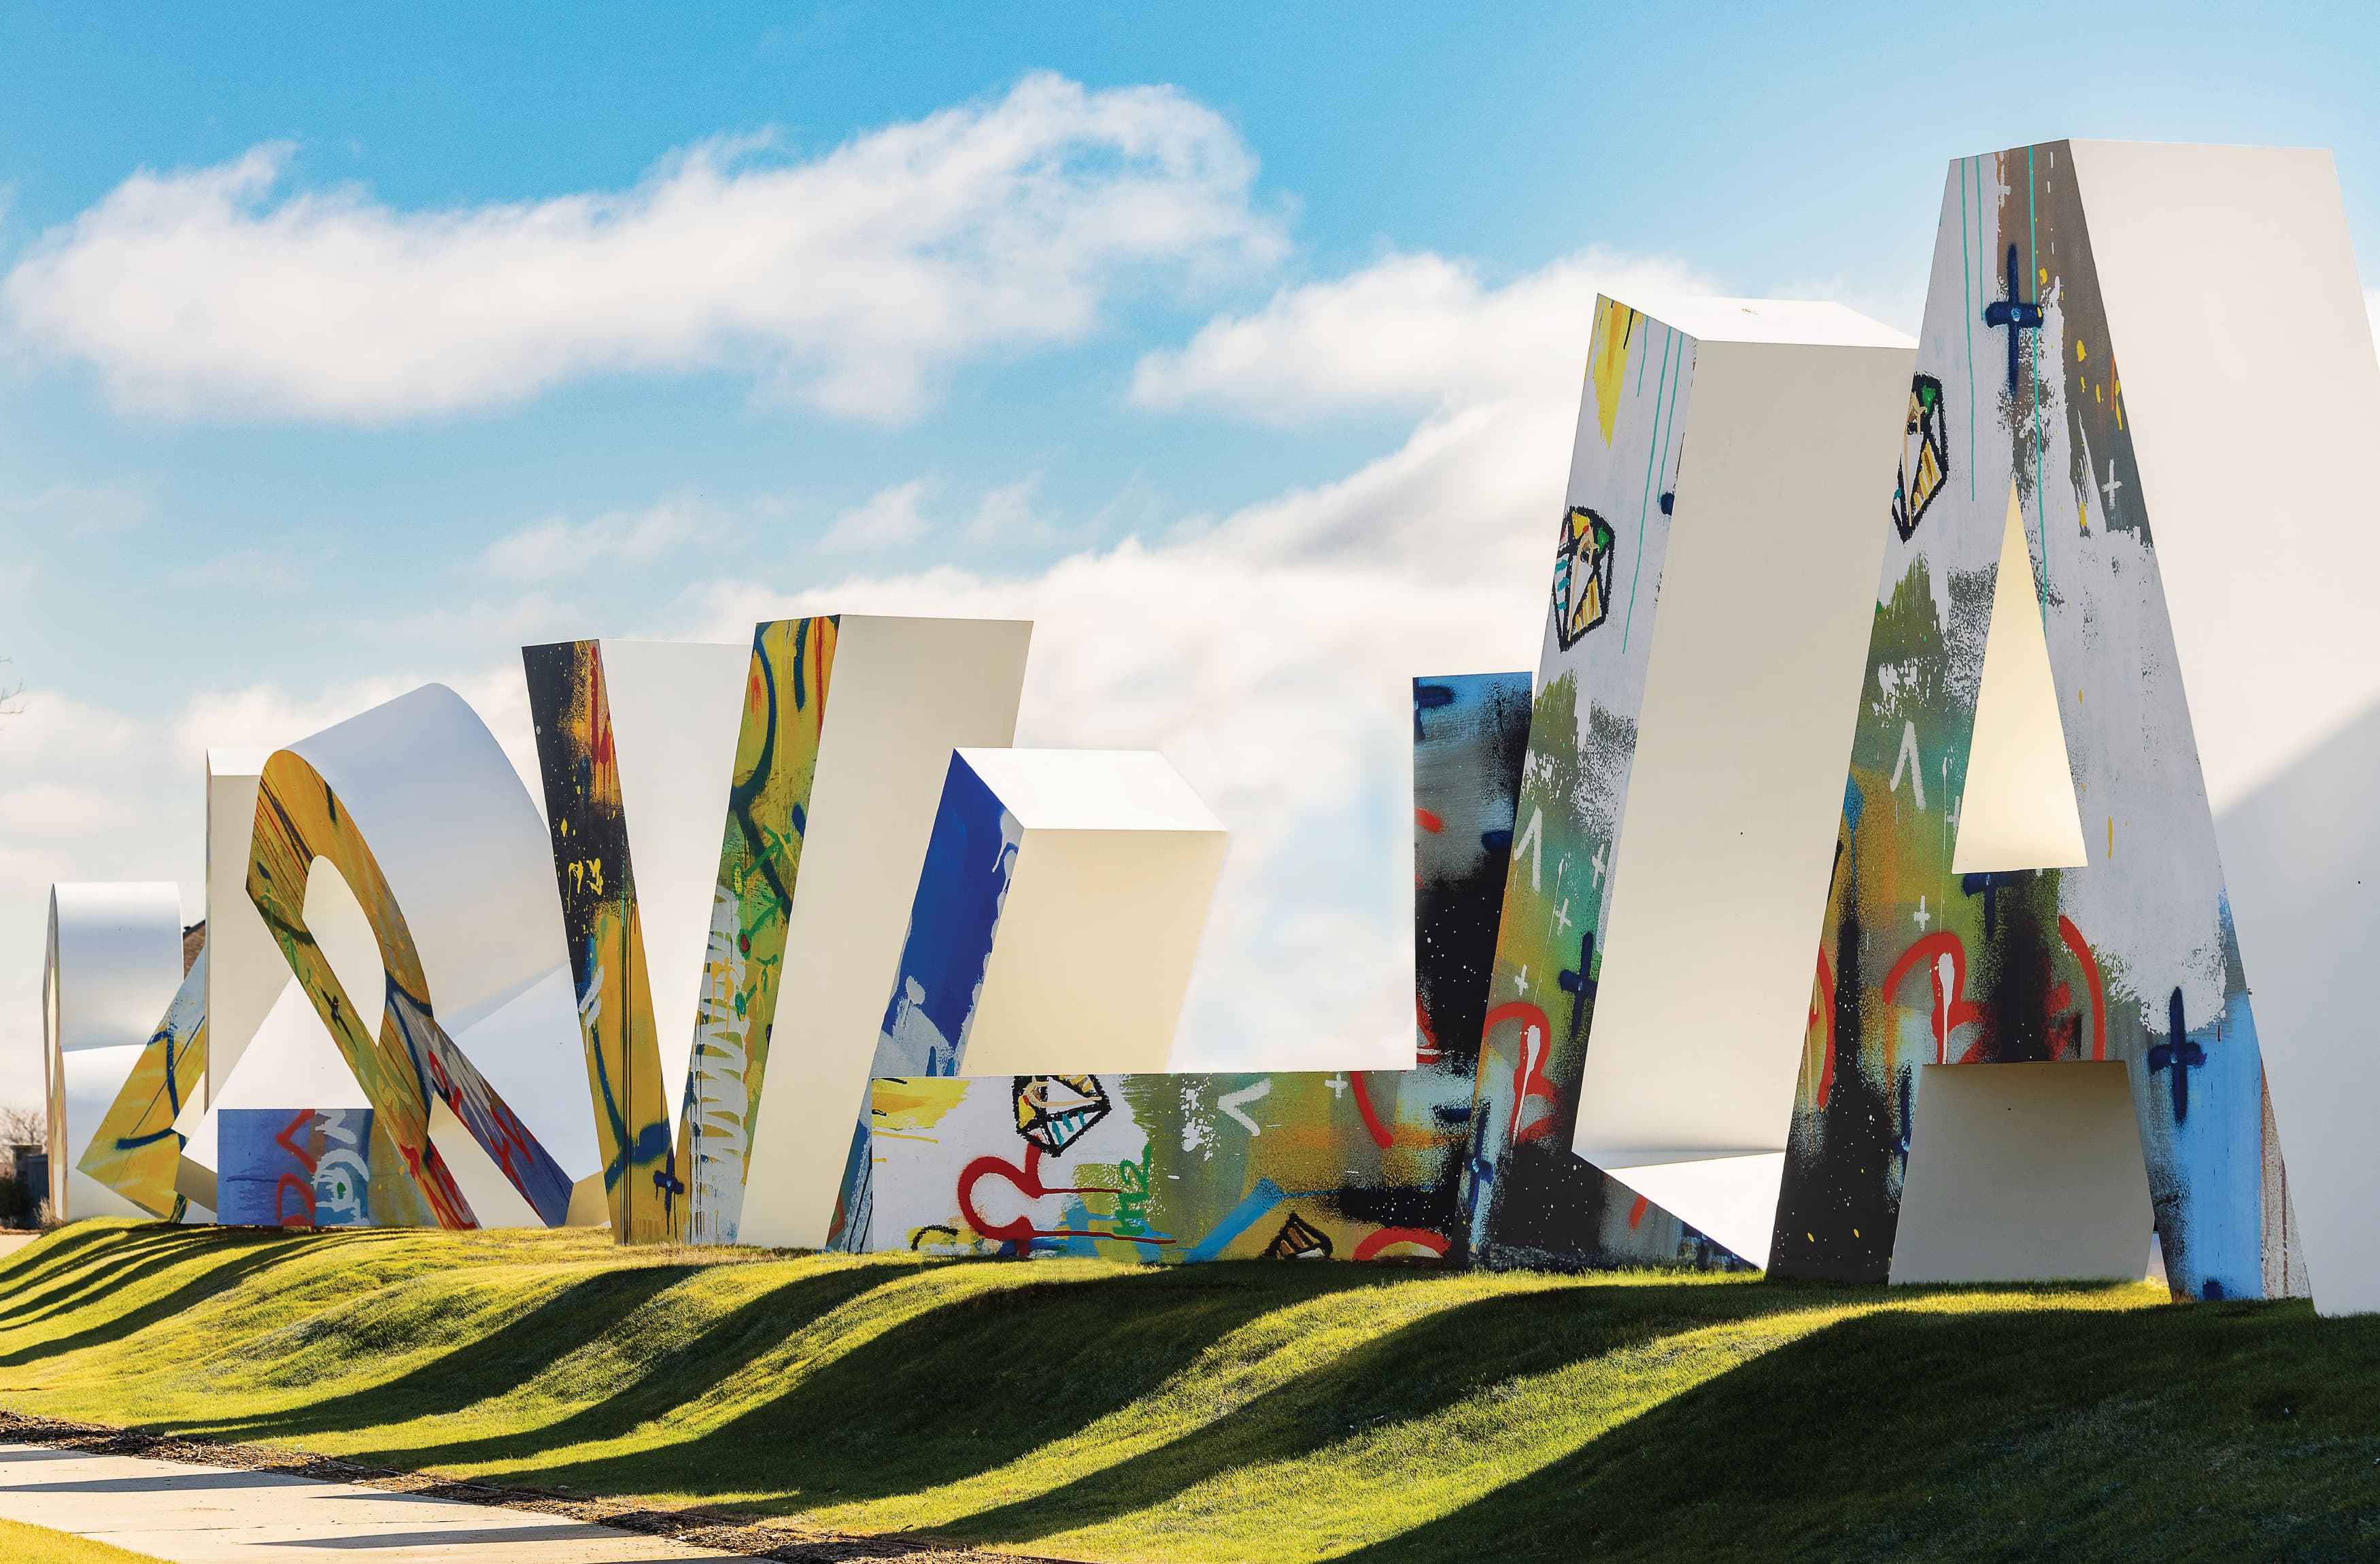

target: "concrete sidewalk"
[0,1444,744,1561]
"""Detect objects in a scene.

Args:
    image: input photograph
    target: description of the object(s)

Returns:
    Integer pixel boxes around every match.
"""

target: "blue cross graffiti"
[1981,242,2045,398]
[1557,928,1597,1051]
[2145,987,2207,1124]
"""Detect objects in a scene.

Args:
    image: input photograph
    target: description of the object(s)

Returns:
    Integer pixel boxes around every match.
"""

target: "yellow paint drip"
[1587,299,1640,448]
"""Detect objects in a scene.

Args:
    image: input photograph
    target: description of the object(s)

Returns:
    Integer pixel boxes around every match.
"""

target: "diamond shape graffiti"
[1892,374,1948,541]
[1013,1075,1112,1157]
[1552,506,1616,649]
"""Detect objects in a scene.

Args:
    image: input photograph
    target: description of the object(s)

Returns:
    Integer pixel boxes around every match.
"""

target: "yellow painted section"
[1587,299,1640,447]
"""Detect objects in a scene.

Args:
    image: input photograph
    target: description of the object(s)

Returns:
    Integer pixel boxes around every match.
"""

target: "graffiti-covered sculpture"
[1771,141,2380,1308]
[1472,296,1916,1270]
[237,684,596,1229]
[526,617,1034,1247]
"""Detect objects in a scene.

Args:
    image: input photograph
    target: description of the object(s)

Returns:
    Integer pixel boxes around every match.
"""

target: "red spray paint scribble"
[957,1144,1170,1249]
[1627,1195,1650,1229]
[1881,931,1982,1064]
[1482,1000,1558,1144]
[271,1110,318,1227]
[1352,1227,1450,1261]
[1414,807,1445,834]
[1810,950,1837,1108]
[2057,915,2106,1061]
[1351,1073,1394,1149]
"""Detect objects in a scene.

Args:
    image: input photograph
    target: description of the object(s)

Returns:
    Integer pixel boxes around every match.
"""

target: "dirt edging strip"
[0,1408,1074,1563]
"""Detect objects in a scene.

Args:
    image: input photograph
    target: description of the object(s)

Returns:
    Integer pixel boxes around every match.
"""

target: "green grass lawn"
[0,1221,2375,1561]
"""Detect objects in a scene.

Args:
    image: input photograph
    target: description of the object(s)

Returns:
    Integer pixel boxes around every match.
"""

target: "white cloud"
[482,496,717,580]
[1129,246,1716,424]
[2,73,1282,425]
[4,479,150,535]
[823,479,931,550]
[963,474,1059,548]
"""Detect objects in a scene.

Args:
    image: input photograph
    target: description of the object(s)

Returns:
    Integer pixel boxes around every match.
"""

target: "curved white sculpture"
[44,883,185,1221]
[226,683,597,1227]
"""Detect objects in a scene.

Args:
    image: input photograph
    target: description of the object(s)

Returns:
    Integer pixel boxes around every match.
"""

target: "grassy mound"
[0,1221,2375,1560]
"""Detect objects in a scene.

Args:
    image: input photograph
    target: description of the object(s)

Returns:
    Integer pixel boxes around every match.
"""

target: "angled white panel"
[209,981,371,1112]
[1567,301,1914,1257]
[943,749,1225,1076]
[206,747,284,1098]
[446,964,592,1180]
[1951,483,2089,874]
[597,639,751,1102]
[58,1047,148,1223]
[2069,141,2380,1315]
[1888,1062,2154,1284]
[736,615,1032,1250]
[1597,1153,1784,1272]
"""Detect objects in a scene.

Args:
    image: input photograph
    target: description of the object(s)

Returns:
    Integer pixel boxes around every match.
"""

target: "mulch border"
[0,1408,1075,1563]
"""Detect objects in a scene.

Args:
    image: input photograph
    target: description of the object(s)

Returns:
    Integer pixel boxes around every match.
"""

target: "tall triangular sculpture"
[1774,141,2380,1304]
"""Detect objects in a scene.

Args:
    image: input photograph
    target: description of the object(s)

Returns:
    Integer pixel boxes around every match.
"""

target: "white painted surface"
[1567,303,1912,1260]
[736,615,1031,1250]
[207,982,371,1112]
[957,747,1225,832]
[598,639,751,1104]
[1889,1062,2154,1285]
[953,749,1227,1076]
[428,1097,543,1229]
[1596,1153,1784,1270]
[44,883,184,1221]
[299,857,385,1042]
[206,749,284,1102]
[2069,141,2380,1315]
[56,1047,148,1223]
[0,1444,741,1561]
[1950,483,2090,874]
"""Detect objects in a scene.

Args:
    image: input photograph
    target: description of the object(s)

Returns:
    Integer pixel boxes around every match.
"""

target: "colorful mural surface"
[683,617,836,1244]
[1459,299,1735,1271]
[247,750,575,1229]
[1769,143,2303,1299]
[844,670,1720,1267]
[523,641,681,1242]
[218,1108,385,1227]
[77,945,208,1220]
[826,752,1022,1248]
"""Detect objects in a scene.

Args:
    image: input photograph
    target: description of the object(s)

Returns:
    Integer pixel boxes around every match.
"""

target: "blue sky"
[5,2,2377,1105]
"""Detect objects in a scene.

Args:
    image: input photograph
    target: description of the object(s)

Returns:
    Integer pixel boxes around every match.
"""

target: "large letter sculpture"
[1769,141,2380,1304]
[243,685,594,1228]
[525,617,1034,1245]
[1466,296,1916,1270]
